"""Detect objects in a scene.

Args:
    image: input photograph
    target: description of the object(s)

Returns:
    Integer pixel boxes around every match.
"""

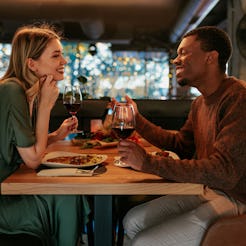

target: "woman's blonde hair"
[0,23,62,99]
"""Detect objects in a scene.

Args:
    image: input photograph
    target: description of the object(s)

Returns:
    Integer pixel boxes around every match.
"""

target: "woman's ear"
[26,58,37,72]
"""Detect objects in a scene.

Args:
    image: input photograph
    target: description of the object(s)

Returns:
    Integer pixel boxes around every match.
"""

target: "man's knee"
[123,208,141,240]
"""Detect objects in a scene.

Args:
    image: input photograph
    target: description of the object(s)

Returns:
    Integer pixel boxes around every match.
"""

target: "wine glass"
[63,84,83,133]
[111,103,136,140]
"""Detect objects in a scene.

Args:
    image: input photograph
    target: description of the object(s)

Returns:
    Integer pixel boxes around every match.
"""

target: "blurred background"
[0,0,245,101]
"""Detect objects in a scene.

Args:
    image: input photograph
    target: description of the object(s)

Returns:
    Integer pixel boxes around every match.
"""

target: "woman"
[0,24,89,246]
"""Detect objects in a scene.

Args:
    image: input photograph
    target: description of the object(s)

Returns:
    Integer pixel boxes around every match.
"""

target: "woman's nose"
[61,56,67,64]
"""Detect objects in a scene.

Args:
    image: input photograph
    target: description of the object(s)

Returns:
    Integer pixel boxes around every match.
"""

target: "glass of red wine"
[111,103,136,140]
[63,84,83,133]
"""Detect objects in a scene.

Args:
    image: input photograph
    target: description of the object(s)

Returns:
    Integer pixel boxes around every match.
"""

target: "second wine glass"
[111,103,136,140]
[63,84,83,133]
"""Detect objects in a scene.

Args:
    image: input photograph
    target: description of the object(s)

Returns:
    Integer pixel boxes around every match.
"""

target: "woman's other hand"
[55,116,78,140]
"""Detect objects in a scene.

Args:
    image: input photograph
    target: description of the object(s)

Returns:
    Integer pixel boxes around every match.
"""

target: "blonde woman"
[0,24,89,246]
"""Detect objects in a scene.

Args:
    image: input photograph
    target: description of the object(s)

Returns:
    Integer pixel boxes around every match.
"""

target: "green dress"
[0,81,90,246]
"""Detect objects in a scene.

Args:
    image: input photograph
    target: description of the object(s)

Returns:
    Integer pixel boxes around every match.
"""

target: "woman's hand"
[39,75,59,110]
[117,139,147,171]
[50,117,78,142]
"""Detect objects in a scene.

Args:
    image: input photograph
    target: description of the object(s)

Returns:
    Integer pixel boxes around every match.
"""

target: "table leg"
[94,195,113,246]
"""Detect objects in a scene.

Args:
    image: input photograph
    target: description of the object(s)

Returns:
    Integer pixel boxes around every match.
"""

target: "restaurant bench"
[201,214,246,246]
[135,99,192,130]
[49,98,193,132]
[49,98,110,132]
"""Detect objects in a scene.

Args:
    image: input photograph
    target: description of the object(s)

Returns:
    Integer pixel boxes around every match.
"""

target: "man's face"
[173,35,209,87]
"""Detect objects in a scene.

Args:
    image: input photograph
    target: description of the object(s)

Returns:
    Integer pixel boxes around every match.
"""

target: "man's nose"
[171,57,178,65]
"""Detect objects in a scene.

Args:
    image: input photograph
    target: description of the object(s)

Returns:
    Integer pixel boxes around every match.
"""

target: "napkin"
[37,166,98,177]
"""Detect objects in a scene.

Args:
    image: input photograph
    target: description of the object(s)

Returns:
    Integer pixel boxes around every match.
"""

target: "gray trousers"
[123,187,246,246]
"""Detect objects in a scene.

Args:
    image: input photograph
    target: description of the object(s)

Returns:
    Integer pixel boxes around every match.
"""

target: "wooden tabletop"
[1,140,204,195]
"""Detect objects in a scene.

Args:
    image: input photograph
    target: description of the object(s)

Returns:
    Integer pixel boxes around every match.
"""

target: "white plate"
[42,151,107,168]
[114,150,179,168]
[114,156,130,167]
[151,151,180,160]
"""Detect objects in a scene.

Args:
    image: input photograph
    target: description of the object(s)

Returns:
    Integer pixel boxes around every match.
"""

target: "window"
[0,41,199,99]
[60,41,171,99]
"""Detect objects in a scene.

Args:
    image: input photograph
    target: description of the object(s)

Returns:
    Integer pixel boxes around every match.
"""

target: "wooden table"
[1,140,204,246]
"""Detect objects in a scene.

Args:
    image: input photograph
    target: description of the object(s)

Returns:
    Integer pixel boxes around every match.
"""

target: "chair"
[201,214,246,246]
[0,233,43,246]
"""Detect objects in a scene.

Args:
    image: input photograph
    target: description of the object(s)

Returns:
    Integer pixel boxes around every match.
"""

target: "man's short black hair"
[183,26,232,72]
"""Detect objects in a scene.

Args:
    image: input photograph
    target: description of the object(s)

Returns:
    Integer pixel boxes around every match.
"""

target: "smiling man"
[116,26,246,246]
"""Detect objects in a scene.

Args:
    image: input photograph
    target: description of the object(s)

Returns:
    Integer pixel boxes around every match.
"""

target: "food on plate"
[154,150,170,157]
[71,128,140,149]
[71,130,118,148]
[46,154,104,165]
[71,139,99,148]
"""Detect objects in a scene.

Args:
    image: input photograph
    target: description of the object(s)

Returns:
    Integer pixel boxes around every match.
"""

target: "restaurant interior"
[0,0,246,245]
[0,0,245,133]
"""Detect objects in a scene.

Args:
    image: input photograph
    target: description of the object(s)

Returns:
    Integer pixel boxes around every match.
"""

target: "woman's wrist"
[47,131,59,145]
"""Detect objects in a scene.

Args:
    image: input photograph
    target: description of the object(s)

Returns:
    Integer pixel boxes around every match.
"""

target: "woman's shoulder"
[0,80,25,95]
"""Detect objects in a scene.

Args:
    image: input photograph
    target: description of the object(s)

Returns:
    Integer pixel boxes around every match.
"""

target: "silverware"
[76,165,99,174]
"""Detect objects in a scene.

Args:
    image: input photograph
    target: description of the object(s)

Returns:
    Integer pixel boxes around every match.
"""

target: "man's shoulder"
[227,76,246,90]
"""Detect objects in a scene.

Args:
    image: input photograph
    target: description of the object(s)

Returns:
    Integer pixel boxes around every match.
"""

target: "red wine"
[112,127,135,139]
[64,103,81,115]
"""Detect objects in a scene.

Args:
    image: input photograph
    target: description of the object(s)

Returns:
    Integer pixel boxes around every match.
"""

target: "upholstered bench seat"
[201,214,246,246]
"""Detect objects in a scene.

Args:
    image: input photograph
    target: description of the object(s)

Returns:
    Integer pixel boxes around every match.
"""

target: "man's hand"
[118,139,147,171]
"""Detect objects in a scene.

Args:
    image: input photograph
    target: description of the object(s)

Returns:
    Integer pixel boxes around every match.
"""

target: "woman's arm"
[17,75,59,169]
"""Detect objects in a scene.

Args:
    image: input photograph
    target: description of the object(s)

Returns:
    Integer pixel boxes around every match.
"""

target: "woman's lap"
[0,195,86,246]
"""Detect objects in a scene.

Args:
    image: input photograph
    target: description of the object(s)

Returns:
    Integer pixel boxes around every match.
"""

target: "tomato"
[156,151,169,157]
[128,135,140,143]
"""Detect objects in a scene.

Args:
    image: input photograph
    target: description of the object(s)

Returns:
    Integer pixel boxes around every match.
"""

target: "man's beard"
[177,78,189,86]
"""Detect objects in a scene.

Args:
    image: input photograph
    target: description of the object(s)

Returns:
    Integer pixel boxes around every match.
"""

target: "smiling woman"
[0,24,90,246]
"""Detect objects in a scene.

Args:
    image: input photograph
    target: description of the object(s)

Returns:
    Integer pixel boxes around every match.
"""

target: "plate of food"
[114,150,179,168]
[71,139,118,149]
[42,151,108,168]
[71,130,118,149]
[151,150,180,160]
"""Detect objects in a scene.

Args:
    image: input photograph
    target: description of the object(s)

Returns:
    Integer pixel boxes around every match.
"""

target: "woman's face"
[31,38,67,81]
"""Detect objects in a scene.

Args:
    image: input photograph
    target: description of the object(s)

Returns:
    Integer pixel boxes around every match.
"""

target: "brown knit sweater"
[137,77,246,203]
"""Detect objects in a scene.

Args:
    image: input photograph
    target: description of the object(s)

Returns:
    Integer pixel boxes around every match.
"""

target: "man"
[117,26,246,245]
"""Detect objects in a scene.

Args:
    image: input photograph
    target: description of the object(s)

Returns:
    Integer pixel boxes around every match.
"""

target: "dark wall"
[49,98,193,132]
